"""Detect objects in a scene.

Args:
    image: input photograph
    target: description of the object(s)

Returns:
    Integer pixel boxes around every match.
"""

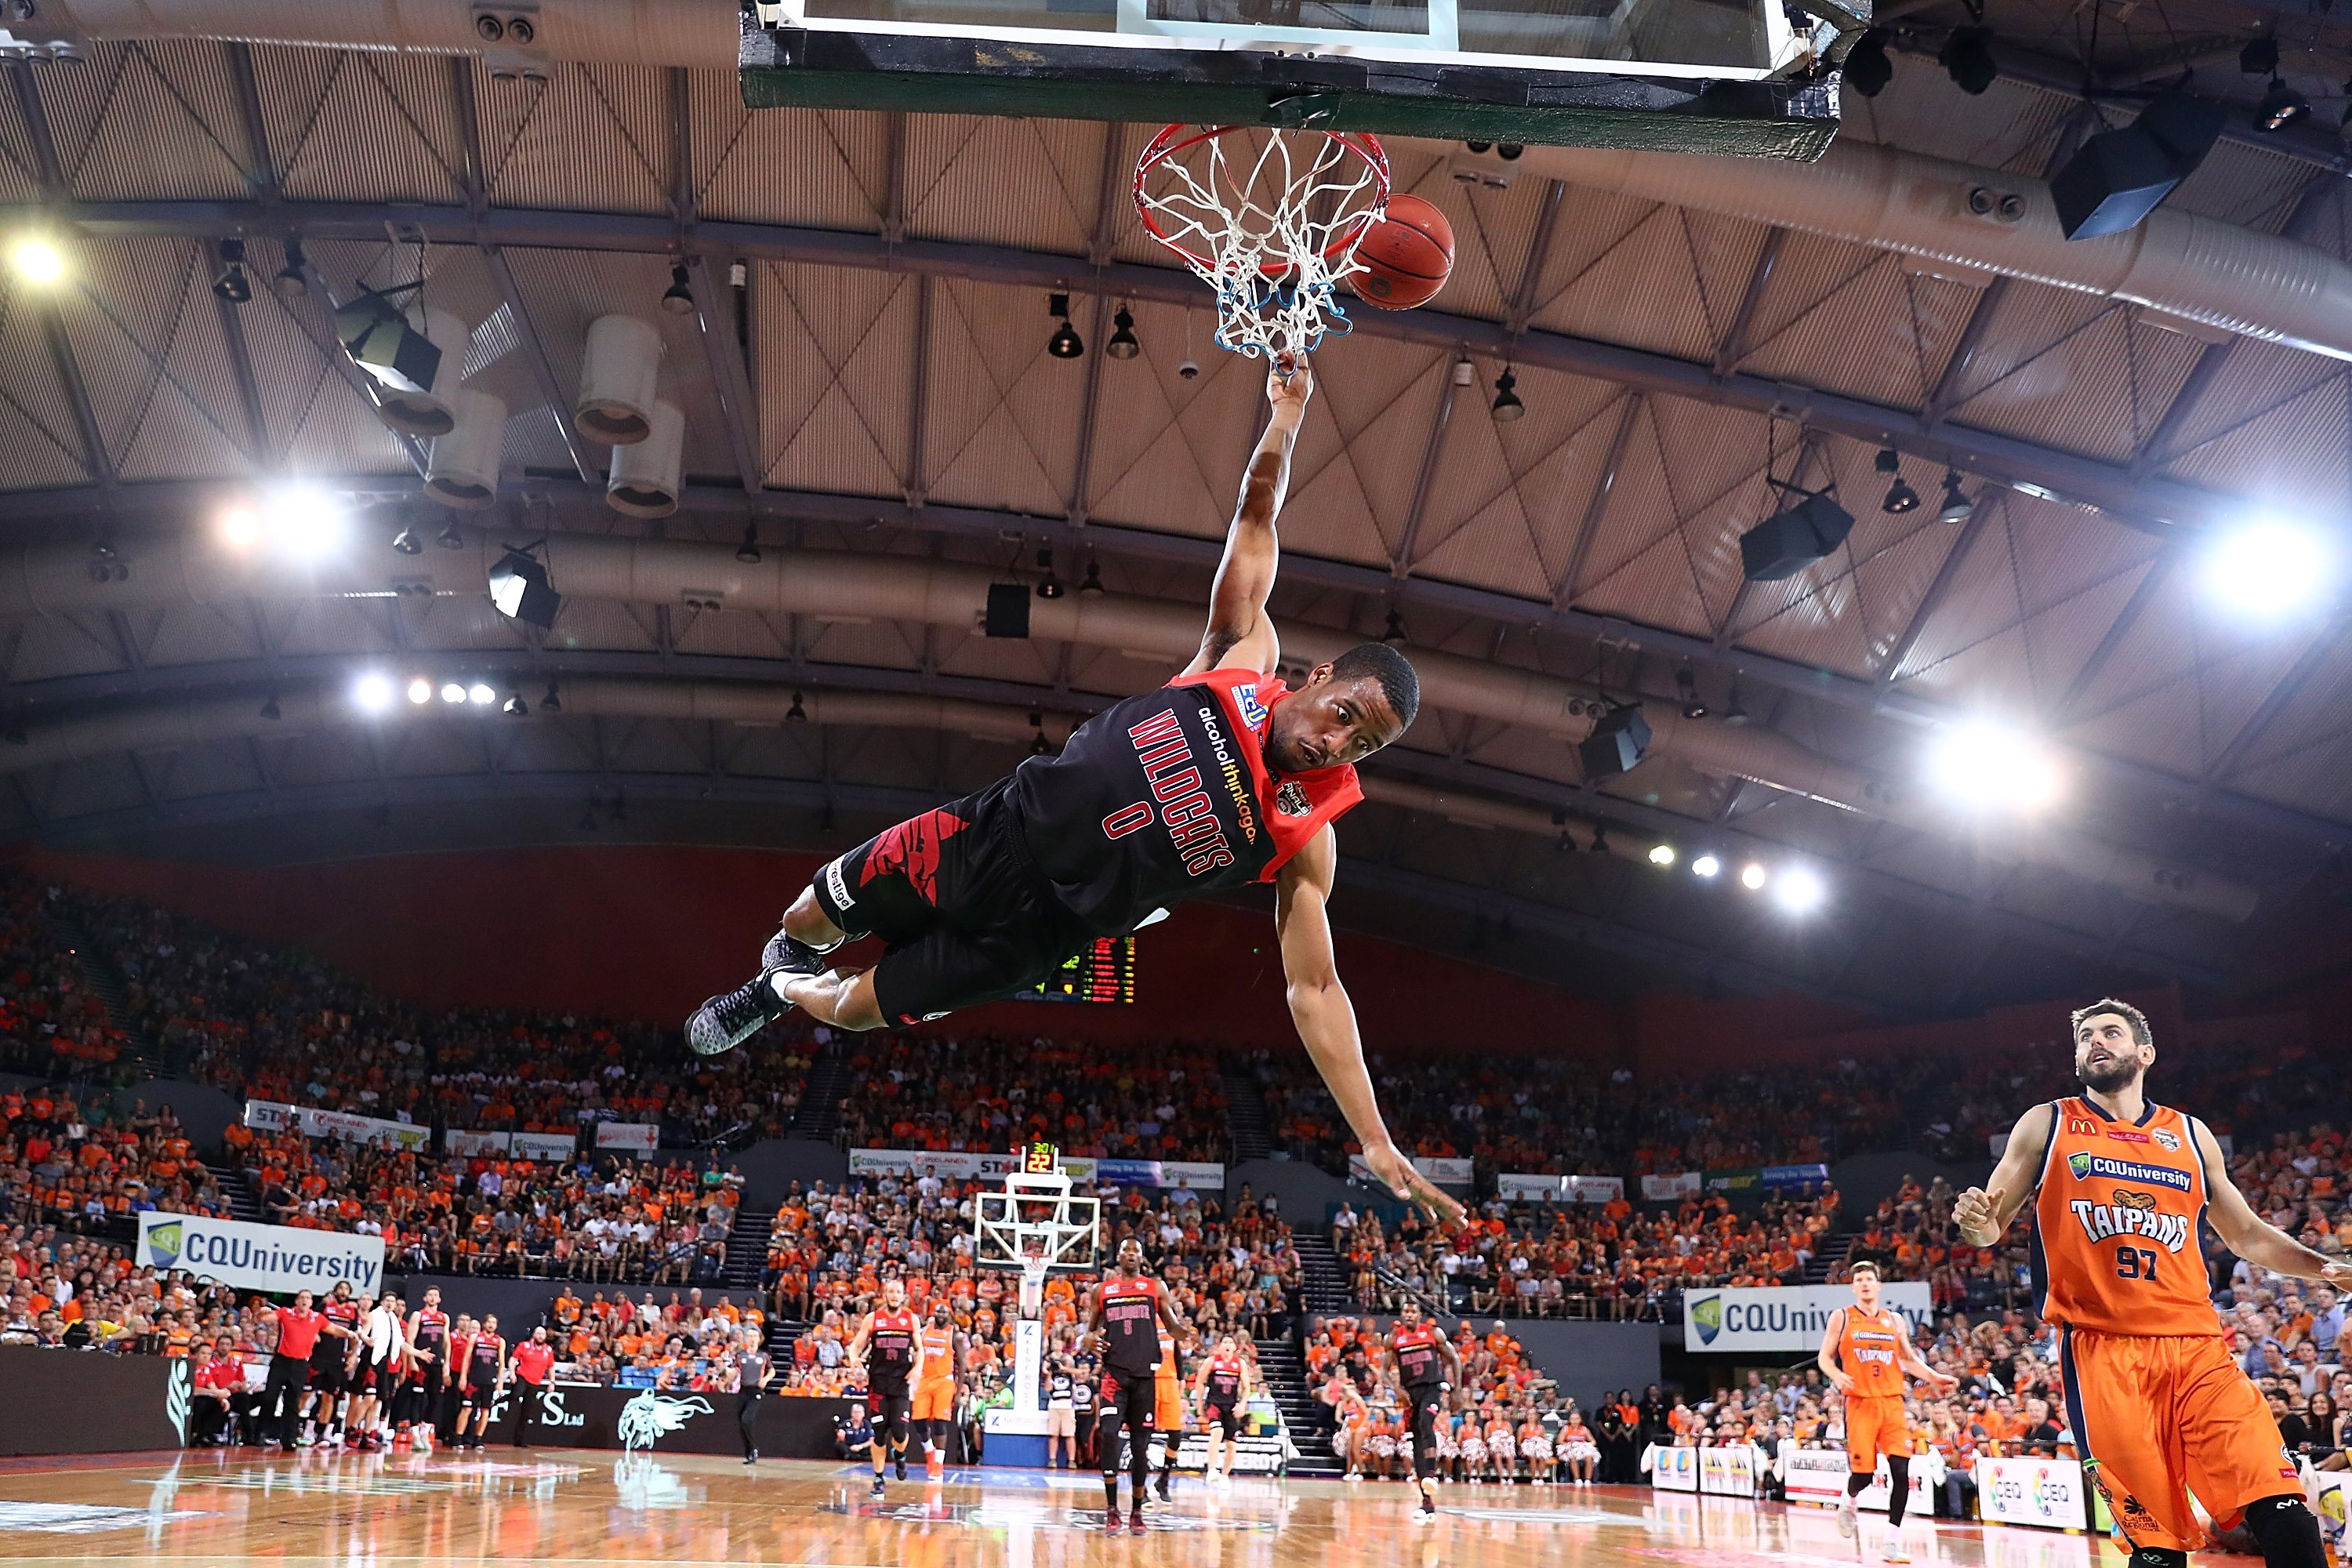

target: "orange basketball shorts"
[1155,1379,1185,1433]
[912,1380,956,1421]
[1845,1395,1906,1472]
[2060,1326,2300,1552]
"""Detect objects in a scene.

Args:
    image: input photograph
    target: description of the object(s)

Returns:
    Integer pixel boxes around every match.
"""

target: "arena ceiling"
[0,16,2349,1019]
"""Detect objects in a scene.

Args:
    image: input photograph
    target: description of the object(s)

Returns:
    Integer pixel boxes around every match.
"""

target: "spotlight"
[736,523,761,564]
[212,240,252,305]
[1578,703,1653,781]
[661,264,696,316]
[1740,862,1769,890]
[255,485,345,557]
[1035,546,1064,601]
[1106,307,1140,360]
[2205,519,2333,619]
[786,691,806,722]
[2257,78,2310,132]
[1047,292,1083,359]
[542,681,561,713]
[11,238,63,285]
[1381,608,1407,645]
[258,694,281,721]
[488,546,561,630]
[503,691,529,717]
[2051,93,2227,240]
[1589,825,1610,855]
[1078,555,1105,596]
[1676,663,1706,720]
[1939,27,1998,94]
[354,673,394,713]
[1926,720,2063,812]
[1875,447,1919,514]
[1491,369,1524,422]
[2241,36,2280,75]
[1178,359,1200,380]
[1692,854,1722,878]
[1723,683,1750,725]
[1774,865,1827,913]
[441,682,466,704]
[391,525,423,556]
[1648,843,1676,867]
[1031,729,1052,757]
[1740,484,1853,581]
[1842,26,1892,96]
[407,678,434,705]
[218,506,261,548]
[437,520,466,550]
[1556,831,1575,854]
[467,682,495,706]
[1936,472,1973,524]
[333,285,444,397]
[272,241,308,300]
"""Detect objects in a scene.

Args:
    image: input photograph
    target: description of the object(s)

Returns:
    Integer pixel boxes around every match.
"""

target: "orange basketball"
[1349,194,1455,310]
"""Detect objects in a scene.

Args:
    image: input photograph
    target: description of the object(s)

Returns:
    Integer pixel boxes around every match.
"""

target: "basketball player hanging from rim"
[687,357,1462,1229]
[1817,1260,1955,1562]
[1956,998,2352,1568]
[1083,1237,1190,1534]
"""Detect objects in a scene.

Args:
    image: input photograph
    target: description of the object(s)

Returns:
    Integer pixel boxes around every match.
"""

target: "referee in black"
[737,1330,775,1464]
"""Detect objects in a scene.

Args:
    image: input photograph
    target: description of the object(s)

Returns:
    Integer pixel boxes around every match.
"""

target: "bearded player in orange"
[1958,999,2351,1568]
[1817,1260,1955,1561]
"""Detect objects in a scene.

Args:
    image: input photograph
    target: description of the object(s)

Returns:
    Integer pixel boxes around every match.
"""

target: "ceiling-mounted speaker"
[424,387,508,509]
[1740,492,1854,581]
[1577,703,1653,781]
[2050,93,2227,240]
[576,314,665,444]
[606,399,685,518]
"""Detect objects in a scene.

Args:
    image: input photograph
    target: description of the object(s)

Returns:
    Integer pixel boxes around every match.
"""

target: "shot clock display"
[1022,936,1136,1004]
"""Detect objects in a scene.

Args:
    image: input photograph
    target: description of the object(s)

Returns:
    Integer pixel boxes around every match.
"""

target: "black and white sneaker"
[869,1477,887,1502]
[686,970,791,1057]
[762,926,840,977]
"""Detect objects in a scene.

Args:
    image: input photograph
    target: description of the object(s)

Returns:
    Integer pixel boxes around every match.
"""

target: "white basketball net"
[1135,125,1391,363]
[1017,1232,1052,1319]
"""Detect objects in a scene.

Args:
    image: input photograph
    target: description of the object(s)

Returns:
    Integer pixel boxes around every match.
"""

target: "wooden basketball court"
[0,1448,2141,1568]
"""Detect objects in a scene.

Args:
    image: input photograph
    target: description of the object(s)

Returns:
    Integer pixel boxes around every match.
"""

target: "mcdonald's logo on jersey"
[2066,1115,2099,1136]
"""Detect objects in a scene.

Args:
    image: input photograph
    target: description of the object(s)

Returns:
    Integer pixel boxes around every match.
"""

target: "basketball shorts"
[867,1388,914,1439]
[1845,1395,1906,1472]
[811,779,1098,1025]
[459,1380,499,1410]
[2060,1327,2299,1553]
[1155,1381,1185,1434]
[1204,1403,1242,1439]
[913,1380,956,1422]
[307,1356,346,1394]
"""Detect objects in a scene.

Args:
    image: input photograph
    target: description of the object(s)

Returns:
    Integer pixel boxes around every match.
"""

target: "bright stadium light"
[406,678,434,705]
[1775,865,1827,913]
[218,506,262,548]
[1648,844,1676,867]
[1692,854,1722,879]
[249,485,346,557]
[440,682,466,704]
[2204,519,2334,620]
[467,681,495,706]
[11,238,63,285]
[353,673,394,713]
[1740,862,1769,890]
[1927,720,2064,812]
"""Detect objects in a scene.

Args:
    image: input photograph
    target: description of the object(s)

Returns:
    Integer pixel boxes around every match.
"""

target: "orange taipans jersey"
[2031,1097,2218,1338]
[1836,1306,1911,1400]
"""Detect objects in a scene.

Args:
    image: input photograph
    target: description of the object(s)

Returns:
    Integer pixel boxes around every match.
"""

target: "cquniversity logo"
[145,1221,183,1269]
[1690,1295,1722,1345]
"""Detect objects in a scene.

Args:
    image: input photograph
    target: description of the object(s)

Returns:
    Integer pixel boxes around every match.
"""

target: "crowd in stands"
[2,1091,235,1230]
[0,881,136,1087]
[826,1034,1229,1163]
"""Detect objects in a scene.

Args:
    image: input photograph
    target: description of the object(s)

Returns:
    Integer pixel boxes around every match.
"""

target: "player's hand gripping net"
[1134,125,1390,363]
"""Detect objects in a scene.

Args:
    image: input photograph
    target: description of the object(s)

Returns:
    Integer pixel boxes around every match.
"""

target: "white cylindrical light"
[375,307,470,438]
[605,399,685,517]
[576,314,665,445]
[423,387,508,510]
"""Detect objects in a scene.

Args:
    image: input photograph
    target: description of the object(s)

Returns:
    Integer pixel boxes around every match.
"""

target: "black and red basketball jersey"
[317,1297,360,1359]
[1099,1275,1165,1377]
[1393,1322,1447,1388]
[866,1308,920,1389]
[1206,1352,1244,1405]
[1008,669,1362,936]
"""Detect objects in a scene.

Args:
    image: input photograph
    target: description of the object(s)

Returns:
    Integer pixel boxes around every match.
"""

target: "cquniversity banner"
[1683,1282,1932,1352]
[138,1213,385,1294]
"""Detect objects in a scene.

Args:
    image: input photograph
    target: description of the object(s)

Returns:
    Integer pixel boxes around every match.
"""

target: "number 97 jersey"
[2031,1098,2220,1338]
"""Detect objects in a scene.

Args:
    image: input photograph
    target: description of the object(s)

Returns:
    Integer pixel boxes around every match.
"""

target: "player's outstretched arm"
[1954,1105,2053,1247]
[1183,358,1314,679]
[2194,1121,2352,1287]
[1274,825,1464,1226]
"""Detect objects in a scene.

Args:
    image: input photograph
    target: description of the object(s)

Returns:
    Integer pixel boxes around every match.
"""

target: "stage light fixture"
[736,522,761,564]
[11,238,63,285]
[1926,720,2063,811]
[437,520,466,550]
[1692,854,1722,878]
[353,673,394,713]
[258,694,281,721]
[2205,519,2333,619]
[1842,27,1892,96]
[1031,728,1052,757]
[1740,862,1769,890]
[503,691,529,717]
[254,485,345,557]
[334,284,444,400]
[1106,307,1140,359]
[1723,683,1751,725]
[1676,663,1706,720]
[2051,93,2227,240]
[661,264,695,316]
[1047,293,1083,359]
[1078,555,1105,596]
[1775,865,1827,913]
[272,241,308,300]
[407,678,434,705]
[440,682,466,704]
[786,691,806,722]
[2241,36,2280,75]
[1491,369,1525,422]
[1939,27,1998,94]
[542,681,561,712]
[1035,546,1065,601]
[218,506,261,548]
[1875,447,1919,514]
[1648,843,1676,867]
[2258,78,2310,132]
[391,525,423,556]
[1936,472,1973,524]
[488,546,561,630]
[467,682,495,706]
[1589,825,1611,855]
[1578,703,1653,780]
[212,239,252,305]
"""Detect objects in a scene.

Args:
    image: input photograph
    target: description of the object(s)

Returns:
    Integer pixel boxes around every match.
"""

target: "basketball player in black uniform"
[1083,1239,1189,1534]
[847,1279,922,1501]
[403,1287,452,1448]
[687,360,1459,1229]
[1387,1298,1462,1522]
[304,1279,361,1447]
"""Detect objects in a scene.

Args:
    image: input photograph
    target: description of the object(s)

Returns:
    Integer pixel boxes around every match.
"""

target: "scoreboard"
[1022,937,1136,1005]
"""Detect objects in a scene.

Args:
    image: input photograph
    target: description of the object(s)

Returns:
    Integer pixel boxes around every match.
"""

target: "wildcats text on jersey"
[2071,1195,2192,1252]
[1113,709,1236,877]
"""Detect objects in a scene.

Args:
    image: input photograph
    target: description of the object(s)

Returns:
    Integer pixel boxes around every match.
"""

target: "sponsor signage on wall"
[1642,1171,1703,1200]
[1699,1446,1757,1497]
[1649,1443,1699,1491]
[1975,1456,2089,1530]
[244,1100,429,1152]
[593,1121,660,1152]
[1349,1153,1474,1186]
[1784,1448,1933,1512]
[1497,1174,1625,1203]
[137,1212,387,1295]
[846,1148,1226,1189]
[1683,1283,1933,1352]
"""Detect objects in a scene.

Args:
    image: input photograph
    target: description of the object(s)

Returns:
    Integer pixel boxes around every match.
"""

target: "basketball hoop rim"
[1133,124,1392,278]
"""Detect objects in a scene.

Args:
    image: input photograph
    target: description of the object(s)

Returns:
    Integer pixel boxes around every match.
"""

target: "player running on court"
[1817,1260,1955,1560]
[913,1299,966,1477]
[1082,1239,1189,1534]
[848,1278,923,1500]
[1191,1331,1258,1487]
[1957,998,2350,1568]
[1149,1325,1186,1502]
[686,359,1457,1226]
[1387,1298,1463,1522]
